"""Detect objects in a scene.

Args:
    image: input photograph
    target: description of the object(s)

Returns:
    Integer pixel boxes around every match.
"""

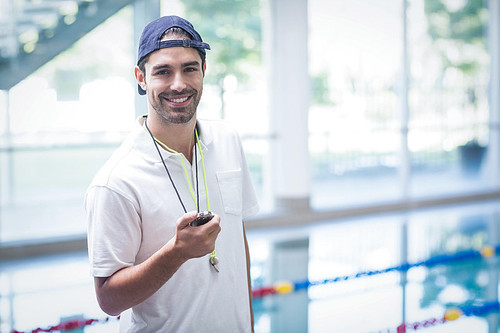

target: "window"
[309,0,403,208]
[309,0,494,209]
[407,0,491,197]
[0,7,134,242]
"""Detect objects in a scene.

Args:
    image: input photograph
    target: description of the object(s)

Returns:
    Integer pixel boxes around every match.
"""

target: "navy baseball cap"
[136,15,211,95]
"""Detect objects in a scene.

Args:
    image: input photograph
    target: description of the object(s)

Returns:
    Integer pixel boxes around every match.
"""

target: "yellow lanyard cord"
[195,129,210,211]
[151,128,210,212]
[194,132,216,260]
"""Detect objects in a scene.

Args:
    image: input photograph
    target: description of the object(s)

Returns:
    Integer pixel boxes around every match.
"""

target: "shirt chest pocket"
[216,169,242,216]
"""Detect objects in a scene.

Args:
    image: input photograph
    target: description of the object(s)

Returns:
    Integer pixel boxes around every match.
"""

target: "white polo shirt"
[85,116,259,332]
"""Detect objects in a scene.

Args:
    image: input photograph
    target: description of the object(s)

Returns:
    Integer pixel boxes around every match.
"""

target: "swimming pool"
[1,199,499,332]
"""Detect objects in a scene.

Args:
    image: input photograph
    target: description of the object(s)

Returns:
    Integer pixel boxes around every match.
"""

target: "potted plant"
[458,139,486,175]
[458,88,487,175]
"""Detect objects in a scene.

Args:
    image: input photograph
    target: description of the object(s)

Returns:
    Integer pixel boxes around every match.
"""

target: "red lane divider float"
[373,301,500,332]
[11,316,119,333]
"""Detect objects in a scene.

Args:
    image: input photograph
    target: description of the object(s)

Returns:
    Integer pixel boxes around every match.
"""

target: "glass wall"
[308,0,496,209]
[407,0,491,197]
[1,0,499,244]
[308,0,403,209]
[0,1,268,243]
[0,7,135,242]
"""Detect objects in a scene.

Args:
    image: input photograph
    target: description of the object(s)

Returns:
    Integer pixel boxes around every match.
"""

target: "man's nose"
[170,72,187,92]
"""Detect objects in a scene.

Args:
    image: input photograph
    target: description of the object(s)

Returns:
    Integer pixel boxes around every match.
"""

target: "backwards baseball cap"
[136,15,211,95]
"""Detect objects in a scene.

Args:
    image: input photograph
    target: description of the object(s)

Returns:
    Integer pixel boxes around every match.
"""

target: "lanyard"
[144,118,219,270]
[144,119,210,213]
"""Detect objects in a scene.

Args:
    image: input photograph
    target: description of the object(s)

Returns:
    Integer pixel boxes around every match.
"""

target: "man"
[85,15,259,332]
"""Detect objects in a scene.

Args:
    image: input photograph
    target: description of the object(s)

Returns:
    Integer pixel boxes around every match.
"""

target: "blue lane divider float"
[252,245,498,298]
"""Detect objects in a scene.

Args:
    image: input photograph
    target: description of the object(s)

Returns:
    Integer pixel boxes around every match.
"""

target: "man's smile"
[168,96,189,103]
[162,94,193,107]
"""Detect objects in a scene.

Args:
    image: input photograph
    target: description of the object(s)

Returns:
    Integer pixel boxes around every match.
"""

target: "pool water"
[1,199,500,333]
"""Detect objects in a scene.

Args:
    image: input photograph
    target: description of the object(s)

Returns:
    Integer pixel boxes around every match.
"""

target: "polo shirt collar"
[133,114,212,164]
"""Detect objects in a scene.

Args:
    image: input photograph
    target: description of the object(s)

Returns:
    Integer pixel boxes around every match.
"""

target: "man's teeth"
[169,96,189,103]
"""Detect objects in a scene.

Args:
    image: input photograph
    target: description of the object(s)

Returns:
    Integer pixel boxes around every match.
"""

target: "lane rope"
[9,245,500,333]
[10,316,119,333]
[252,245,498,298]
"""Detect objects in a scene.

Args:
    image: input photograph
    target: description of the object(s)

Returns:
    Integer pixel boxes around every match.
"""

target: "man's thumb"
[178,211,198,228]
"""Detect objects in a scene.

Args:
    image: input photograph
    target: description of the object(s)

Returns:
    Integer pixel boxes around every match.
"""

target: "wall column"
[266,0,311,212]
[399,0,411,199]
[487,0,500,187]
[0,90,13,208]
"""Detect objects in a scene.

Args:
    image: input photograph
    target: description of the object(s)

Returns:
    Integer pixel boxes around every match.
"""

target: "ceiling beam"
[0,0,135,90]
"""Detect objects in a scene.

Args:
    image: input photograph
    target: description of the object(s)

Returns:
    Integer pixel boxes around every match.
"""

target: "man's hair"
[137,27,206,76]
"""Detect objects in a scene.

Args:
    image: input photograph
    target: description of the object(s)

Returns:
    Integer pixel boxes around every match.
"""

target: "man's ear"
[134,66,147,91]
[203,61,207,77]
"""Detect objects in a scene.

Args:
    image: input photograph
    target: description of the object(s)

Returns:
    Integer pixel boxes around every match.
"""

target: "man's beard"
[149,89,202,124]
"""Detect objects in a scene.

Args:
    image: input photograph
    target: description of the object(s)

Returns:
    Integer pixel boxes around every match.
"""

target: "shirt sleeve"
[85,185,142,277]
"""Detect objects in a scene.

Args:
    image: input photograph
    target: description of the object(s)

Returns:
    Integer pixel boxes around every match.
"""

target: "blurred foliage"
[424,0,488,75]
[183,0,262,87]
[312,72,333,105]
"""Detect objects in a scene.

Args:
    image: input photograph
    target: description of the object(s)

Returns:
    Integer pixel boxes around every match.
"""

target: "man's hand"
[173,211,221,260]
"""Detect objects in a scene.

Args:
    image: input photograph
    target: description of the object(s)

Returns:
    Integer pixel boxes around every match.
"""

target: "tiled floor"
[1,198,500,332]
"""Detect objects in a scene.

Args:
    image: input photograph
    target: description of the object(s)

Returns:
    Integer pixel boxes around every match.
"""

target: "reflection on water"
[248,199,500,333]
[1,200,500,332]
